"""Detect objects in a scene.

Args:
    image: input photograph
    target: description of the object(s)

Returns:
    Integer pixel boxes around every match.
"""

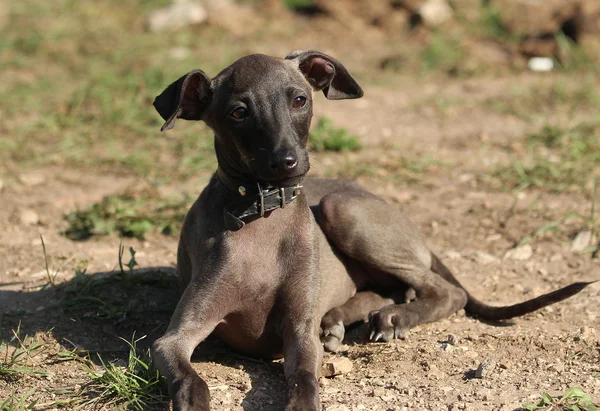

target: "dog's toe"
[327,322,345,340]
[321,320,345,352]
[368,307,411,343]
[322,335,341,352]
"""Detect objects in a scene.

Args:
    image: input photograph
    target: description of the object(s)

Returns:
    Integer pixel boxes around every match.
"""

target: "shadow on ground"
[0,267,292,410]
[0,267,180,352]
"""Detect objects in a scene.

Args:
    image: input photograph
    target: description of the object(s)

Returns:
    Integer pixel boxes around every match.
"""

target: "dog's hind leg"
[319,191,468,342]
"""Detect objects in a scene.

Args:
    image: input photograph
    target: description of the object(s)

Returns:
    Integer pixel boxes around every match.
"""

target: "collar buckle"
[279,187,286,209]
[292,184,303,198]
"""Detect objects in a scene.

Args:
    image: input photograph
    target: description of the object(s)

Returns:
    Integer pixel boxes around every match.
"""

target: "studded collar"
[216,168,303,231]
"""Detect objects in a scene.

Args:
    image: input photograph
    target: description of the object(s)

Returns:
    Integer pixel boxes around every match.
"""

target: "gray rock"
[474,251,500,264]
[474,358,496,378]
[443,250,462,260]
[441,342,453,351]
[321,357,353,377]
[371,378,385,387]
[571,230,593,252]
[504,244,533,260]
[146,2,208,32]
[419,0,453,27]
[18,209,39,226]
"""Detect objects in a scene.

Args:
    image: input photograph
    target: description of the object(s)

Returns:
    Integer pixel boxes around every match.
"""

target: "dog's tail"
[430,253,596,321]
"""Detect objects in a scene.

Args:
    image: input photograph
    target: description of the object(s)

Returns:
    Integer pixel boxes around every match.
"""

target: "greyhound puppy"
[151,50,593,411]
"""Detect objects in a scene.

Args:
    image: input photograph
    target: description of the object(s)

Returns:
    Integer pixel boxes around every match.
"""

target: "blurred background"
[1,0,599,186]
[1,1,599,410]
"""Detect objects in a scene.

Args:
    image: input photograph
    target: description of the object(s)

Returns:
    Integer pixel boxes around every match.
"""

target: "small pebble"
[504,244,533,261]
[371,378,385,387]
[571,230,593,252]
[18,208,39,225]
[146,1,208,32]
[373,387,386,397]
[443,250,462,260]
[550,253,563,262]
[19,173,46,186]
[321,357,353,378]
[441,342,453,352]
[475,358,496,378]
[474,251,500,264]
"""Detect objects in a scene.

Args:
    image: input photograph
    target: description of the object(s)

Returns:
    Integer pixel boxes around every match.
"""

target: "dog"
[151,50,594,411]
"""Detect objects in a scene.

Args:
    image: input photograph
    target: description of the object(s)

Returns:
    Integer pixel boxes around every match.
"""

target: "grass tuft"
[64,192,190,241]
[0,326,49,381]
[555,31,596,73]
[524,387,598,411]
[282,0,316,9]
[0,0,219,182]
[119,244,139,274]
[79,335,168,411]
[490,121,600,192]
[0,388,38,411]
[479,5,511,41]
[513,180,599,253]
[420,32,465,74]
[309,117,361,152]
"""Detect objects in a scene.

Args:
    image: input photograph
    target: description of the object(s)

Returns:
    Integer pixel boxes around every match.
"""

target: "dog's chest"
[213,206,314,356]
[223,211,304,292]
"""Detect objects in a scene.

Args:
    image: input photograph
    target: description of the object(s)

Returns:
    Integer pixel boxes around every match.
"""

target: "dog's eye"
[231,107,248,120]
[292,96,306,108]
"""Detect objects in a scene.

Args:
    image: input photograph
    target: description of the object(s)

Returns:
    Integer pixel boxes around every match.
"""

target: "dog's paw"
[320,320,345,352]
[285,371,320,411]
[284,402,321,411]
[172,375,211,411]
[320,312,345,352]
[368,306,417,342]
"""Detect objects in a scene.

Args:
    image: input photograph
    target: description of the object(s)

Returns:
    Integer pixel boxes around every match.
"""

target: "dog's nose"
[270,149,298,173]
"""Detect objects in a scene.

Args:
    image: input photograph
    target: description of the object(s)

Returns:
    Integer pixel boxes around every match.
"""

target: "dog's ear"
[285,50,363,100]
[153,70,212,131]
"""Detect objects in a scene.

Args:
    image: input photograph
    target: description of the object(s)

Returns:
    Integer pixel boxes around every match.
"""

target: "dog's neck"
[215,166,304,231]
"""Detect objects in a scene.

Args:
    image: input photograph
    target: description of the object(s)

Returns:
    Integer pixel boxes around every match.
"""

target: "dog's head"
[154,51,363,186]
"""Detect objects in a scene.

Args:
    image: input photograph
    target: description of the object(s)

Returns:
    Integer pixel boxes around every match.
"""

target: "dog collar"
[216,168,303,231]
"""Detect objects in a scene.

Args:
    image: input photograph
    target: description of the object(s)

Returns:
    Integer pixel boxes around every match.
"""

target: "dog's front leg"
[280,248,323,411]
[282,310,322,411]
[152,281,224,411]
